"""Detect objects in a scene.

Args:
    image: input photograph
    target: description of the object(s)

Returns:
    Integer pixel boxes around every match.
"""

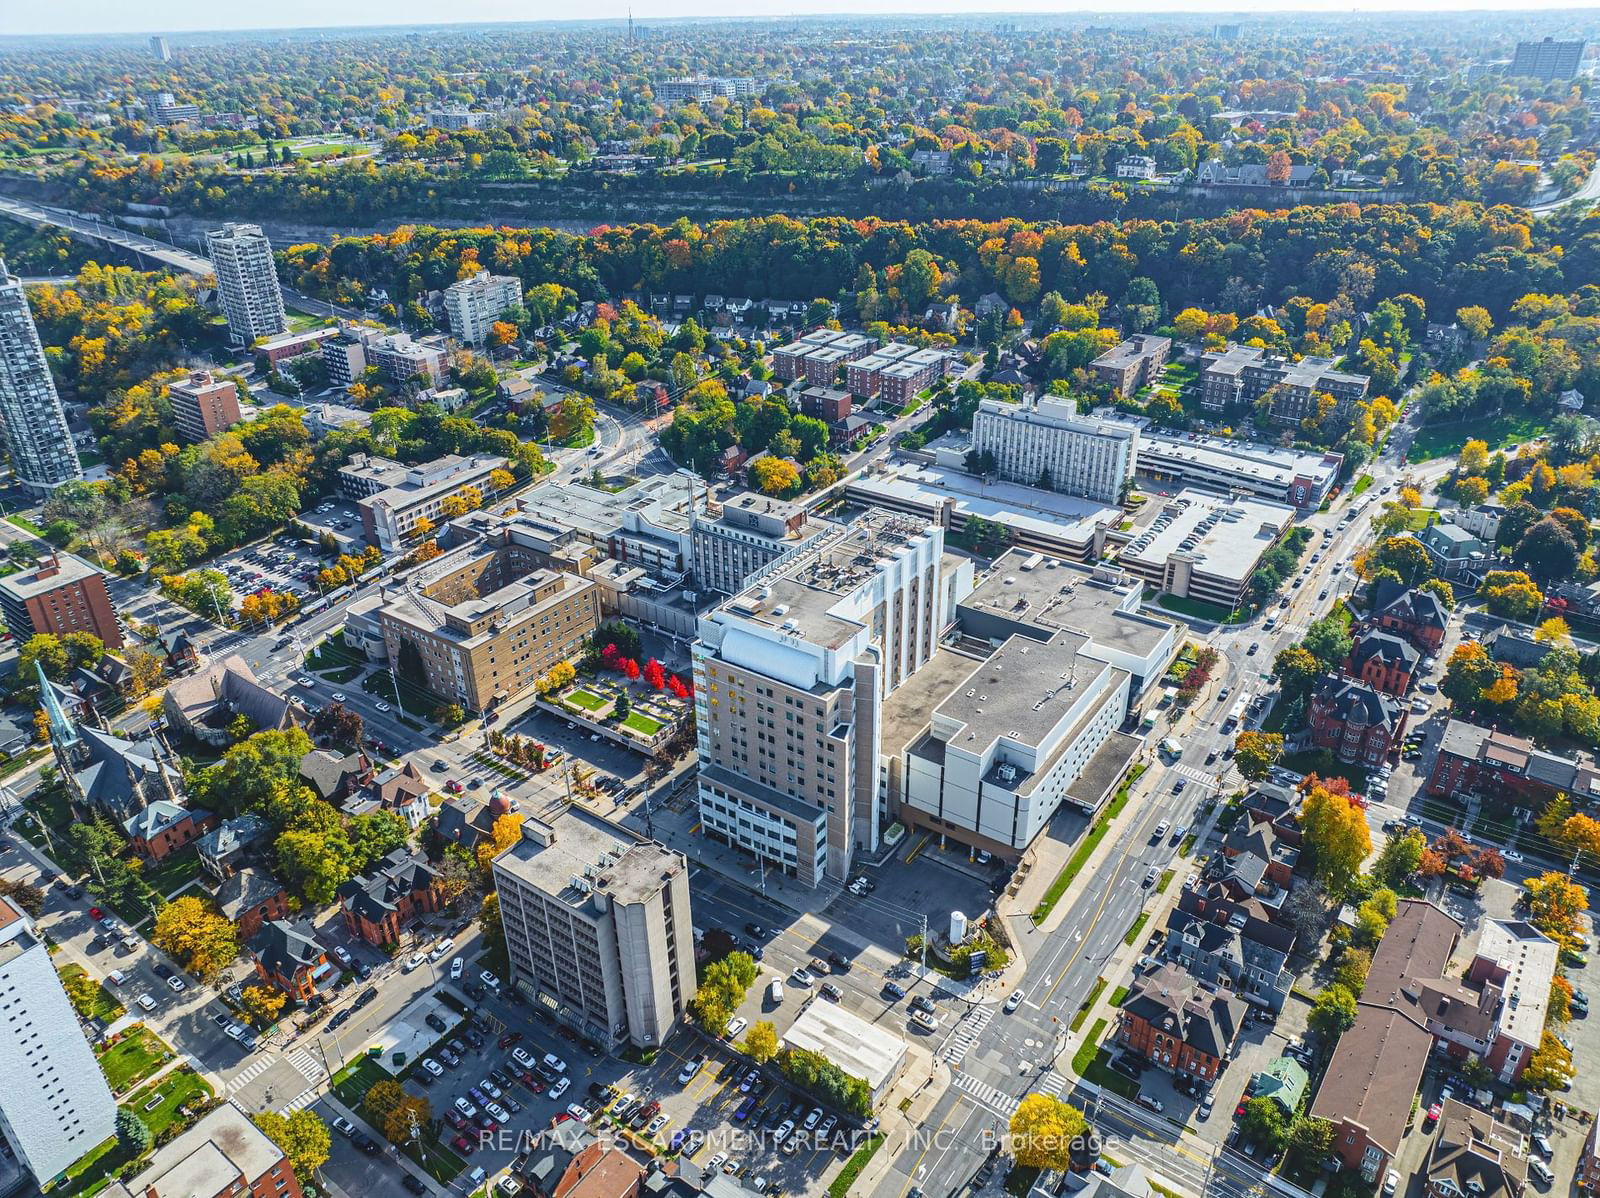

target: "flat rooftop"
[780,1000,905,1093]
[496,804,684,908]
[512,473,698,537]
[0,552,104,600]
[934,630,1115,755]
[849,462,1119,551]
[1138,430,1341,492]
[1118,489,1294,585]
[1476,919,1558,1050]
[880,647,988,754]
[961,550,1174,657]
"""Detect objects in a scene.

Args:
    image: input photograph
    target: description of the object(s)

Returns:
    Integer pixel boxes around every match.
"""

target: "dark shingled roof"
[1349,630,1420,673]
[1122,962,1245,1059]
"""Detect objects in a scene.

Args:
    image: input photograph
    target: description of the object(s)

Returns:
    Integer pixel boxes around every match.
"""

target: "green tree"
[1308,984,1359,1039]
[252,1110,331,1181]
[17,634,68,681]
[348,810,409,872]
[1285,1117,1335,1170]
[1238,1097,1289,1151]
[115,1107,153,1155]
[1372,828,1426,887]
[275,825,354,905]
[1233,731,1285,781]
[1301,615,1353,670]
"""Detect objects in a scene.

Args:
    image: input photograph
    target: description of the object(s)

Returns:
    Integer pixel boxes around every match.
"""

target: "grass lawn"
[1069,1018,1139,1099]
[1110,985,1130,1007]
[1156,593,1249,625]
[361,669,440,714]
[305,632,364,671]
[7,513,46,537]
[125,1068,212,1138]
[1350,474,1374,498]
[1123,912,1151,946]
[318,663,363,684]
[1070,977,1107,1032]
[1403,508,1438,531]
[331,1055,393,1106]
[59,964,126,1022]
[404,1132,469,1184]
[141,846,201,899]
[97,1026,174,1093]
[1408,410,1551,462]
[567,689,607,713]
[1032,765,1145,924]
[622,710,663,736]
[827,1133,885,1198]
[49,1135,130,1197]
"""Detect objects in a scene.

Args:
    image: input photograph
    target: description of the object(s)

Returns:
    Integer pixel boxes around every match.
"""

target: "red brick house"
[1309,676,1406,766]
[217,868,288,942]
[1344,630,1419,697]
[248,919,330,1001]
[336,848,446,947]
[1371,585,1448,654]
[122,800,217,862]
[1426,718,1600,808]
[1114,962,1246,1085]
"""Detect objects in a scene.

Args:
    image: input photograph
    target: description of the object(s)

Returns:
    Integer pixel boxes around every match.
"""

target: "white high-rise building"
[205,223,287,348]
[0,894,117,1183]
[970,395,1140,504]
[443,270,523,346]
[0,258,82,497]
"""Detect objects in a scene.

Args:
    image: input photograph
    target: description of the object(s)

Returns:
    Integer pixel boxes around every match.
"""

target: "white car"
[429,938,454,962]
[512,1046,536,1068]
[707,1153,728,1173]
[296,676,317,688]
[568,1103,593,1122]
[223,1022,245,1040]
[454,1098,478,1119]
[331,945,353,968]
[479,970,501,993]
[374,701,391,713]
[450,956,464,980]
[421,1058,443,1077]
[166,975,187,993]
[135,993,156,1012]
[1004,990,1024,1013]
[331,691,347,702]
[678,1056,704,1084]
[486,1102,510,1122]
[1504,850,1525,863]
[725,1017,748,1040]
[549,1077,570,1100]
[790,966,814,986]
[403,952,427,973]
[646,1113,670,1136]
[910,1009,939,1032]
[1383,1170,1400,1196]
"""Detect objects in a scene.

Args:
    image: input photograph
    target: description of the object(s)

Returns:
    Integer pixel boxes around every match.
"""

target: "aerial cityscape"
[0,9,1597,1198]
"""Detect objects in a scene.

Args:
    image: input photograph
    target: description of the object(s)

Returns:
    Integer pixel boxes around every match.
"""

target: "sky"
[8,0,1599,38]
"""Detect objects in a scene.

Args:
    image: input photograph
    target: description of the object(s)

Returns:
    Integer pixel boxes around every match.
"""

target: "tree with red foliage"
[1474,847,1505,879]
[600,643,622,670]
[667,675,690,700]
[1418,848,1447,877]
[623,658,641,681]
[643,658,667,690]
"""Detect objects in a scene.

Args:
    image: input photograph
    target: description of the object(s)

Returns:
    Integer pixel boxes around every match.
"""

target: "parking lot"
[296,496,369,555]
[213,533,334,613]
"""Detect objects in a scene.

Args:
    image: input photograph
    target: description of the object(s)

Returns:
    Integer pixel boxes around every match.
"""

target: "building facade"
[1091,335,1172,396]
[970,396,1139,504]
[0,257,82,497]
[1198,343,1368,418]
[1115,962,1246,1084]
[168,370,243,443]
[1308,676,1405,766]
[493,808,695,1050]
[0,895,117,1185]
[690,490,834,597]
[693,511,953,886]
[205,223,287,348]
[357,453,509,553]
[0,552,123,649]
[444,270,524,346]
[1511,37,1585,80]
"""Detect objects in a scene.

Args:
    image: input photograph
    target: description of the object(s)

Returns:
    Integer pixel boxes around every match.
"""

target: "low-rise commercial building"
[970,397,1140,504]
[0,551,123,649]
[1091,335,1171,397]
[492,806,695,1050]
[375,537,600,713]
[1135,430,1343,509]
[1112,489,1296,611]
[1428,718,1600,808]
[358,453,509,552]
[779,1000,906,1107]
[168,370,242,442]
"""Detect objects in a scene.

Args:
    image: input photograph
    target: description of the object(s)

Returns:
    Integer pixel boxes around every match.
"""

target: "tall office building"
[692,510,958,886]
[0,895,117,1184]
[1510,37,1585,80]
[443,270,522,346]
[149,34,170,60]
[970,395,1140,504]
[0,257,82,497]
[205,223,287,349]
[492,807,695,1050]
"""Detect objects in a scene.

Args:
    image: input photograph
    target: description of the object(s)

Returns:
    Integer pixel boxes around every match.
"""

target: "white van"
[768,979,785,1006]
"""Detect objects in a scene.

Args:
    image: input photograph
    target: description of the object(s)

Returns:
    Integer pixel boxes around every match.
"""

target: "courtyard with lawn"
[96,1025,175,1095]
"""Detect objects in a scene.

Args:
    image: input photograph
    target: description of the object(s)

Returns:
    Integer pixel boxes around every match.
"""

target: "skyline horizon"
[6,2,1599,40]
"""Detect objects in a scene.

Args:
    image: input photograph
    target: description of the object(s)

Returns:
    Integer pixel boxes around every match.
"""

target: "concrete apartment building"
[0,552,123,649]
[693,511,954,886]
[205,223,287,348]
[1511,37,1585,79]
[168,370,242,442]
[1113,489,1295,611]
[492,806,695,1050]
[1136,430,1344,509]
[357,453,509,553]
[444,270,523,346]
[0,257,81,497]
[368,332,448,388]
[657,76,758,103]
[1091,334,1172,397]
[690,489,835,596]
[1198,343,1369,419]
[338,452,410,500]
[770,329,877,386]
[970,396,1140,504]
[0,894,117,1186]
[107,1101,302,1198]
[376,537,600,713]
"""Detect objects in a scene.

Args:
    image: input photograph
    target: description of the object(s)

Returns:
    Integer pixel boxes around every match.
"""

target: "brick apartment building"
[113,1100,304,1198]
[336,848,446,945]
[0,553,123,649]
[168,371,243,443]
[1115,961,1247,1084]
[1091,335,1172,397]
[248,919,329,1000]
[1369,584,1449,653]
[1198,343,1369,420]
[122,800,216,862]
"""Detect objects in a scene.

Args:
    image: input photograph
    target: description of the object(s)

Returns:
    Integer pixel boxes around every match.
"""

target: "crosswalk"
[227,1047,327,1097]
[1037,1069,1067,1098]
[940,1007,993,1066]
[226,1057,273,1094]
[952,1072,1018,1117]
[279,1085,320,1114]
[1171,764,1219,786]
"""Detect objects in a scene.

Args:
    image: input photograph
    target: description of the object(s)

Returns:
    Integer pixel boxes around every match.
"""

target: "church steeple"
[37,661,78,751]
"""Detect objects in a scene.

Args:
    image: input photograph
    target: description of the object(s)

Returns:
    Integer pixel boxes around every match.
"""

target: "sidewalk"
[848,1041,952,1196]
[322,1090,451,1198]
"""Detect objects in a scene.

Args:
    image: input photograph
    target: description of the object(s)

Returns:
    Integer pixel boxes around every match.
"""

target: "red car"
[450,1135,475,1154]
[498,1032,522,1049]
[444,1110,467,1130]
[1235,1104,1247,1118]
[1426,1103,1442,1125]
[446,779,464,794]
[89,906,104,921]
